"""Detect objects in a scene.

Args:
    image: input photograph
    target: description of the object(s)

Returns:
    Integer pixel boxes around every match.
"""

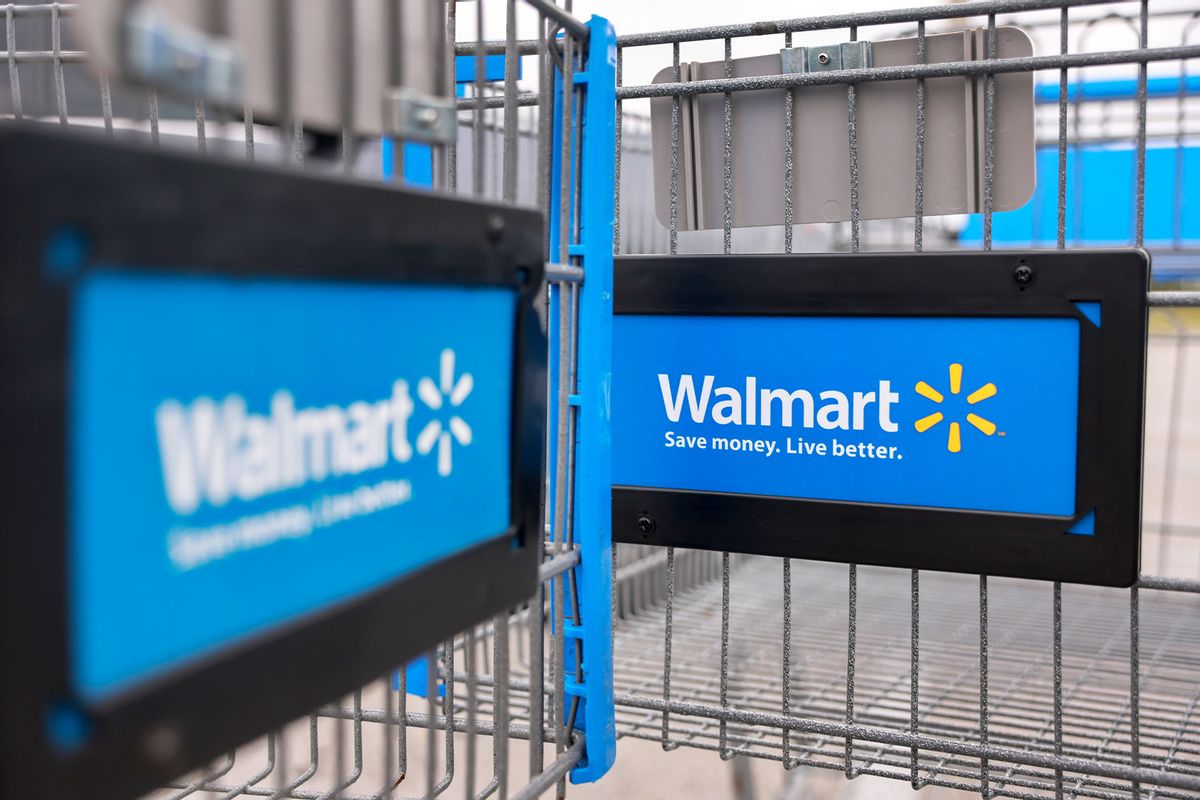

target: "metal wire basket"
[609,1,1200,798]
[6,1,1200,798]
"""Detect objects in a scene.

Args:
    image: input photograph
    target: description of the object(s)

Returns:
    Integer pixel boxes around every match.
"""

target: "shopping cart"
[608,2,1200,799]
[5,1,1200,799]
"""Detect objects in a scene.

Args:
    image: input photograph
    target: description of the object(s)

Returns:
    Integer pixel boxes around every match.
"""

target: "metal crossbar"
[616,46,1200,100]
[613,0,1138,47]
[610,1,1200,799]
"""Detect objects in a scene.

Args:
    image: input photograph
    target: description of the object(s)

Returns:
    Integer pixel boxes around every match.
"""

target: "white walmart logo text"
[659,374,900,432]
[156,349,472,516]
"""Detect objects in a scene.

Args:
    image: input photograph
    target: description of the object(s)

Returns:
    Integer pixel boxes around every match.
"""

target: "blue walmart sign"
[613,315,1082,518]
[71,273,515,700]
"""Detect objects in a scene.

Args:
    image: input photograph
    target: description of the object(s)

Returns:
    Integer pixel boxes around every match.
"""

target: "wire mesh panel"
[610,1,1200,798]
[0,2,614,798]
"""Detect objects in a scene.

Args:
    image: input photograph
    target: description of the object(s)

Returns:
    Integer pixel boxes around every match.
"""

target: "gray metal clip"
[383,88,458,144]
[780,41,873,74]
[122,5,242,105]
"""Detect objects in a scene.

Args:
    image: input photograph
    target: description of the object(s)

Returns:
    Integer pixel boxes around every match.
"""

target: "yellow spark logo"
[913,363,997,453]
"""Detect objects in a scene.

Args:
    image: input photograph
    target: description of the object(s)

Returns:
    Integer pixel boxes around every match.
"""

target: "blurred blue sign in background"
[960,144,1199,253]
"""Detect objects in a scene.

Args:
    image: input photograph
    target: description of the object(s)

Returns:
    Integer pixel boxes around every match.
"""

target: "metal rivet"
[817,52,830,65]
[637,514,656,536]
[413,105,440,128]
[485,214,506,241]
[143,725,182,764]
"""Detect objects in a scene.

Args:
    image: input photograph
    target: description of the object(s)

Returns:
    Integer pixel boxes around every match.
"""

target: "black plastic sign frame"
[0,126,546,800]
[612,251,1149,587]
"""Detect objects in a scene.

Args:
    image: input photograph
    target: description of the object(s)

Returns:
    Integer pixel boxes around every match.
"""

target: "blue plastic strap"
[564,16,617,784]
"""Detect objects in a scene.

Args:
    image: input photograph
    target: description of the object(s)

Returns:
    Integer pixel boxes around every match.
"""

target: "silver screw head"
[817,52,831,65]
[413,105,441,128]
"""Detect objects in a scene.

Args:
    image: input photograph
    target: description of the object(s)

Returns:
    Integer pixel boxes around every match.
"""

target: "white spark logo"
[416,349,473,476]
